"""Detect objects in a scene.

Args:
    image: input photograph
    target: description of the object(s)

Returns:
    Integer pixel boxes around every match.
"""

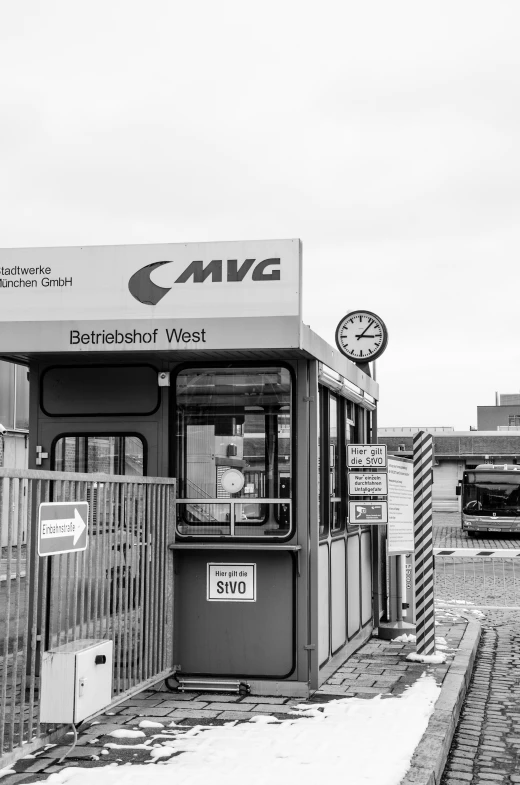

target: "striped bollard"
[413,431,435,655]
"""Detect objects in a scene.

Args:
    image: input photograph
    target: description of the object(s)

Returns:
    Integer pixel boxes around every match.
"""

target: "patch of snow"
[406,652,447,664]
[248,715,280,724]
[107,730,146,739]
[45,677,440,785]
[138,721,164,729]
[0,769,16,780]
[150,747,176,760]
[392,634,416,643]
[104,744,150,751]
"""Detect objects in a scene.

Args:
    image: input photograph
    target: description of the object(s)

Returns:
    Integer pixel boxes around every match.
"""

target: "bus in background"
[458,464,520,537]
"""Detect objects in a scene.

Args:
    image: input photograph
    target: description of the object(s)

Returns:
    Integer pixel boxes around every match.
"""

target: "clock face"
[335,310,388,362]
[220,468,245,494]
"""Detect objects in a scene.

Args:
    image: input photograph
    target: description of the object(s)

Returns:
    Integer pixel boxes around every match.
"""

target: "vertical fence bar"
[159,484,167,670]
[0,479,15,753]
[85,481,94,641]
[98,481,107,640]
[19,478,32,748]
[144,485,152,681]
[164,482,175,671]
[413,431,435,656]
[92,480,102,640]
[116,482,125,694]
[28,479,41,740]
[106,482,115,649]
[123,483,133,690]
[137,485,146,685]
[9,478,25,749]
[151,486,159,677]
[36,480,51,739]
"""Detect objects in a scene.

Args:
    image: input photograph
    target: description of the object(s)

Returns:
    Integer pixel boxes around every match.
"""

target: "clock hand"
[355,334,376,338]
[356,319,374,340]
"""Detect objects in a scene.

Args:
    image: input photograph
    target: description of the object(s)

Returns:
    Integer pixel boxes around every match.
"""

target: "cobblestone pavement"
[434,511,520,550]
[436,513,520,785]
[441,609,520,785]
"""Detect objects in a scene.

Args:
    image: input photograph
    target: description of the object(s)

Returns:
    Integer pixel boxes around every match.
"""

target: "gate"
[434,547,520,610]
[0,468,175,764]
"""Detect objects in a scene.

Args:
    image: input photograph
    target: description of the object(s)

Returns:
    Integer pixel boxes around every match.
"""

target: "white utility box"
[40,639,113,724]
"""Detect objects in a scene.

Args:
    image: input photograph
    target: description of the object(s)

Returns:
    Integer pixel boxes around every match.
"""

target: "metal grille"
[0,468,175,763]
[434,548,520,609]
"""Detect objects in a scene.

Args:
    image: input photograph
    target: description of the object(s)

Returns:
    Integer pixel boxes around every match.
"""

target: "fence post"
[413,431,435,655]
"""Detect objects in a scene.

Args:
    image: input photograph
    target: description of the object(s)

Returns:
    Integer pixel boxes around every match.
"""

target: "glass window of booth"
[175,366,292,538]
[329,394,341,532]
[319,385,370,537]
[52,435,145,536]
[54,435,145,475]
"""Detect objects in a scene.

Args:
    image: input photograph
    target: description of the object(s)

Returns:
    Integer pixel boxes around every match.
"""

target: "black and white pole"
[413,431,435,655]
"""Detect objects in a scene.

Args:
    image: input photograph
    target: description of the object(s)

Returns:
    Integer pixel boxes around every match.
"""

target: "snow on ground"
[47,675,440,785]
[406,652,447,664]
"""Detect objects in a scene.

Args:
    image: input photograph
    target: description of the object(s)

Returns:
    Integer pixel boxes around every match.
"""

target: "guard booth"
[0,239,381,695]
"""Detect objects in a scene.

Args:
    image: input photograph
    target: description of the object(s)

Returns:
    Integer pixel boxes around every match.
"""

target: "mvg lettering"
[128,258,280,305]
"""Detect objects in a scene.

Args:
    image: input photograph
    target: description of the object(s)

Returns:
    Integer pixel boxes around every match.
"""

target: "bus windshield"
[463,472,520,516]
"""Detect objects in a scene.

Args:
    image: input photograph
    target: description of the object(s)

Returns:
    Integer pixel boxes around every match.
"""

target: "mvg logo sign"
[128,258,280,306]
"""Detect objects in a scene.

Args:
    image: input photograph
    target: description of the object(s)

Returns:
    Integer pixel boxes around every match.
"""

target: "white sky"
[1,1,519,429]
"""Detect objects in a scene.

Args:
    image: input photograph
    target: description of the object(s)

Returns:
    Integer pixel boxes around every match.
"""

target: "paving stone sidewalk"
[1,614,468,784]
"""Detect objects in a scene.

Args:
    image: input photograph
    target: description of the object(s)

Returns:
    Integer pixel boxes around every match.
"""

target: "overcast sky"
[1,1,519,430]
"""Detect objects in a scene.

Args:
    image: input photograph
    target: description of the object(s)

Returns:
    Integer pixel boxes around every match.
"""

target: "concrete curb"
[400,618,481,785]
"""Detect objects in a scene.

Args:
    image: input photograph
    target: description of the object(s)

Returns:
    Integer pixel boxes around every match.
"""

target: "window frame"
[51,432,148,476]
[172,361,296,542]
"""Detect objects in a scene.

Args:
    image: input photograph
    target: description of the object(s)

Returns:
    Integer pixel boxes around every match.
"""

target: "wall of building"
[477,405,520,431]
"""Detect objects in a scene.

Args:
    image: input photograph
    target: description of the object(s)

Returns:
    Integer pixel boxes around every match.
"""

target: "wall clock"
[335,310,388,363]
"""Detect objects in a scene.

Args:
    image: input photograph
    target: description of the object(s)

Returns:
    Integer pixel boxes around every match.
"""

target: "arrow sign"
[38,501,89,556]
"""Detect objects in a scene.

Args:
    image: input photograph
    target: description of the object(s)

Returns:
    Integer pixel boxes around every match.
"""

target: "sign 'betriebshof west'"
[0,240,302,353]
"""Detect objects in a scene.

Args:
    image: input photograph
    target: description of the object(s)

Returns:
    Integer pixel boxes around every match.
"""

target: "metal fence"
[0,468,175,764]
[434,547,520,610]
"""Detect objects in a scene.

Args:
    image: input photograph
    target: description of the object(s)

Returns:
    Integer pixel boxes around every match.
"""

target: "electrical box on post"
[40,639,113,724]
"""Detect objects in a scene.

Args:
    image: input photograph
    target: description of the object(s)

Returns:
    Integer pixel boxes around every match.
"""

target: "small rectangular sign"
[348,472,388,496]
[207,563,256,602]
[349,501,388,524]
[38,501,89,556]
[347,444,387,469]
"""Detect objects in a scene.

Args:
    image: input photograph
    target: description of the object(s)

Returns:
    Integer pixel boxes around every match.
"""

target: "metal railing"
[176,498,292,537]
[0,468,175,763]
[434,547,520,609]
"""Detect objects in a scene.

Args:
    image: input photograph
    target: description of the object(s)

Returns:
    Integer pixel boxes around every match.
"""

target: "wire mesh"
[435,554,520,609]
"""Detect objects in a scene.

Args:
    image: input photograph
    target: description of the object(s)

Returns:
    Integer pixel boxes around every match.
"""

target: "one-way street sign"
[38,501,89,556]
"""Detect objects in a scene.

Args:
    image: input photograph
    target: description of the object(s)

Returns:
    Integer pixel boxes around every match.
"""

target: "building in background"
[0,359,29,544]
[378,425,520,511]
[477,391,520,431]
[0,359,29,467]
